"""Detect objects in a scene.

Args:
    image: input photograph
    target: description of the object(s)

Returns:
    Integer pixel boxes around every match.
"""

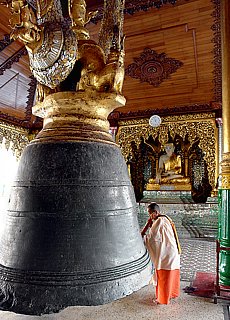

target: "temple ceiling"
[0,0,222,130]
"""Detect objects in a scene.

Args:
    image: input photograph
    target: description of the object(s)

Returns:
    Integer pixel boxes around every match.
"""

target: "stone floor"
[180,238,216,281]
[0,280,223,320]
[0,238,226,320]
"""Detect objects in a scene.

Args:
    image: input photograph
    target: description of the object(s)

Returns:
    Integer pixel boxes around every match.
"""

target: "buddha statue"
[147,142,190,190]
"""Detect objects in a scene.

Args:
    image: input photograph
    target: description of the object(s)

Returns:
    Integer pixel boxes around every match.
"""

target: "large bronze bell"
[0,91,151,315]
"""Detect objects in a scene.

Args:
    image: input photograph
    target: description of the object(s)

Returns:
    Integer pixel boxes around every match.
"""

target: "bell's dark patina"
[0,92,151,315]
[0,0,152,312]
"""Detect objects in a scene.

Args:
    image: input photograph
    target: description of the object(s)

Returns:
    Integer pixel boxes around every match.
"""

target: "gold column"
[218,0,230,287]
[222,0,230,154]
[221,0,230,189]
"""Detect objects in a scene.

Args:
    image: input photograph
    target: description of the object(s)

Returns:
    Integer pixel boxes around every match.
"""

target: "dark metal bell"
[0,92,151,315]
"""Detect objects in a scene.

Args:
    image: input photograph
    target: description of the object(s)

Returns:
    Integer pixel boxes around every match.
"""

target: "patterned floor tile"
[180,239,216,281]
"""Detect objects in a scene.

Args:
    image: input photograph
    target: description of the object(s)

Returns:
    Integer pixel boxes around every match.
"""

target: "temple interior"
[0,0,229,319]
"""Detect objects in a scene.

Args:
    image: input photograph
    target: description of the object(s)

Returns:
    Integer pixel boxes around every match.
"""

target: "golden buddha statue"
[146,142,190,190]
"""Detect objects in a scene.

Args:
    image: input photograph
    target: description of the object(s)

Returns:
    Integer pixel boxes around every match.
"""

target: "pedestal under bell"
[0,92,151,315]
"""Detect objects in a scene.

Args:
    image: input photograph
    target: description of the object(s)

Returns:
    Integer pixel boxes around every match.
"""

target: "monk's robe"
[145,215,180,304]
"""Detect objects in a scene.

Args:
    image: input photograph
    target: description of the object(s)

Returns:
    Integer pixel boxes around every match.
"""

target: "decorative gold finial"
[3,0,126,105]
[9,0,43,52]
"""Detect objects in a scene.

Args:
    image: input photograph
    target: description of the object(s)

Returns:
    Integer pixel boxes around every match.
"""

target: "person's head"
[164,143,175,156]
[147,202,160,220]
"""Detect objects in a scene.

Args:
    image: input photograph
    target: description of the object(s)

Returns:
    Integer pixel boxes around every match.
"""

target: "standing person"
[141,202,181,304]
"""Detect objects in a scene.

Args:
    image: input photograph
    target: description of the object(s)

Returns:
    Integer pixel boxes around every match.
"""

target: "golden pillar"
[219,0,230,286]
[222,1,230,154]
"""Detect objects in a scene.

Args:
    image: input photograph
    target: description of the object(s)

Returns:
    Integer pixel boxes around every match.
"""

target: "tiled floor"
[180,238,216,281]
[0,238,225,320]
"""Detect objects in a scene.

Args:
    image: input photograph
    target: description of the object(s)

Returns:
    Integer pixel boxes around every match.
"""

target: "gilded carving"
[68,0,96,40]
[0,121,31,158]
[117,113,217,189]
[98,0,125,59]
[220,152,230,189]
[118,112,216,127]
[221,174,230,190]
[2,0,127,146]
[2,0,126,100]
[221,152,230,173]
[10,0,43,47]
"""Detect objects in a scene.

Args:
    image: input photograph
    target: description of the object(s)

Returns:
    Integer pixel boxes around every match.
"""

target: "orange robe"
[145,216,180,304]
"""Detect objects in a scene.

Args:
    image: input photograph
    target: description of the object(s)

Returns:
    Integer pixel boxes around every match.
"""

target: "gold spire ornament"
[2,0,126,100]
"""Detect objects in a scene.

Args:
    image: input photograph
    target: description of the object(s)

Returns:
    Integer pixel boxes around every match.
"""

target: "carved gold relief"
[221,174,230,189]
[221,152,230,173]
[68,0,97,40]
[0,121,31,158]
[117,112,217,189]
[77,40,125,95]
[99,0,125,59]
[3,0,126,103]
[9,0,43,52]
[220,152,230,189]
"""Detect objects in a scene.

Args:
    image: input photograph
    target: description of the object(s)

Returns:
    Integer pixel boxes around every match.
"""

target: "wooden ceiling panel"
[116,0,215,113]
[0,6,12,33]
[124,25,199,95]
[0,0,221,128]
[0,70,31,113]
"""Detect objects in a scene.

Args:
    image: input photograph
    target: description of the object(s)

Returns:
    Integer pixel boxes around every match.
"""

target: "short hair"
[147,202,160,213]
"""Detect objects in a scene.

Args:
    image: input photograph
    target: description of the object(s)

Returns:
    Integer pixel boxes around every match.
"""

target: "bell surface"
[0,92,151,315]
